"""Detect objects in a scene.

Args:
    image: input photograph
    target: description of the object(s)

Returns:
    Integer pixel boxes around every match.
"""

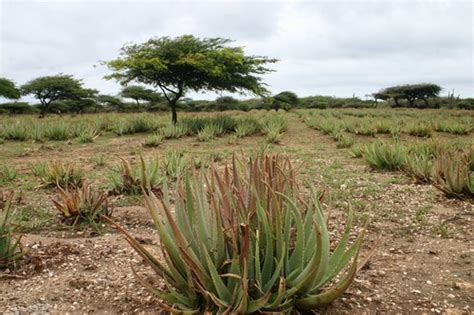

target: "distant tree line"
[1,76,472,117]
[0,36,472,119]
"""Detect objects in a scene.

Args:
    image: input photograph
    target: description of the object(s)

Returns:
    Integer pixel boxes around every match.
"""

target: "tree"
[21,74,92,117]
[0,102,36,114]
[97,94,123,110]
[215,96,239,111]
[373,83,442,108]
[0,78,21,100]
[53,89,98,114]
[272,91,298,111]
[120,85,162,110]
[105,35,277,124]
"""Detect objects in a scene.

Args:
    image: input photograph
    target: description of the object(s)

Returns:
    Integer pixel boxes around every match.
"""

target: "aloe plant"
[52,182,113,231]
[110,157,161,195]
[364,141,407,171]
[432,152,474,198]
[108,155,369,313]
[0,192,24,269]
[32,160,85,189]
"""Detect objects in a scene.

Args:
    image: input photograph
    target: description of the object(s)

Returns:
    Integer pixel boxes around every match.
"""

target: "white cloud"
[0,0,472,100]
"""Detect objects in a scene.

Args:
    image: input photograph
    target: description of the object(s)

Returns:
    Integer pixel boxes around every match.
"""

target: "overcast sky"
[0,0,472,101]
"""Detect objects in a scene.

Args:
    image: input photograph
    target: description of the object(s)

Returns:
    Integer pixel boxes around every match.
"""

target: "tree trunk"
[170,100,178,125]
[393,97,401,107]
[136,99,140,111]
[39,104,47,118]
[421,98,429,108]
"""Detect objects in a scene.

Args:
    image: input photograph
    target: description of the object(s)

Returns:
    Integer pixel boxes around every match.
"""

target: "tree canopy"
[21,74,94,117]
[0,78,21,100]
[105,35,277,123]
[373,83,442,108]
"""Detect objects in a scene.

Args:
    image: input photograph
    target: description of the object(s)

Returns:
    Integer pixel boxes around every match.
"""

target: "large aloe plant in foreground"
[109,155,369,313]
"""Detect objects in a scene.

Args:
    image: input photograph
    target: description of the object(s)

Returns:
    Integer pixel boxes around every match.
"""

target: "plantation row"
[303,109,473,137]
[0,112,288,144]
[303,110,474,199]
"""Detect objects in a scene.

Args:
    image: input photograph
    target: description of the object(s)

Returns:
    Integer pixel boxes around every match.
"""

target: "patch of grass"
[415,205,431,225]
[432,221,453,238]
[13,205,54,233]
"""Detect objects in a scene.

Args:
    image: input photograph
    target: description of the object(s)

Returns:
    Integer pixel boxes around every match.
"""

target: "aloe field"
[0,108,472,313]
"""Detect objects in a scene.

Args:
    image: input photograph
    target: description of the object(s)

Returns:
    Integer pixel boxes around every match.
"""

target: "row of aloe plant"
[0,113,264,143]
[304,110,473,138]
[106,154,370,313]
[351,140,473,199]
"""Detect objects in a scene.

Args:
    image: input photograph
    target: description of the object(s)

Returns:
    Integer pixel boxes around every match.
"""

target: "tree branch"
[157,84,172,104]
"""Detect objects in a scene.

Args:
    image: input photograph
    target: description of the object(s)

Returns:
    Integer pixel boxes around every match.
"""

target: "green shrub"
[108,155,369,313]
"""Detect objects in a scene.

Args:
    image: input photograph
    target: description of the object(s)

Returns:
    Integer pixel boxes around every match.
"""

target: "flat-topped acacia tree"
[105,35,277,124]
[21,74,93,117]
